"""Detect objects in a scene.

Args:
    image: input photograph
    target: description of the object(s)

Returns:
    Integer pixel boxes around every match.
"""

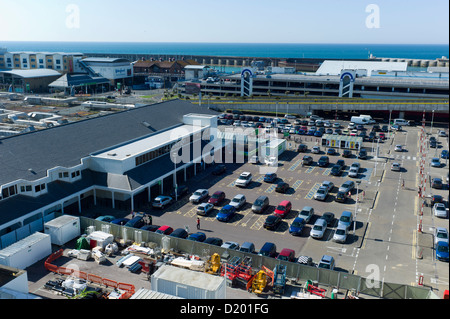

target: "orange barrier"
[44,250,136,297]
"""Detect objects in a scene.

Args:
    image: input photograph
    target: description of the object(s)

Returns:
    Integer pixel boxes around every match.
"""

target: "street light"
[430,110,435,135]
[353,180,361,234]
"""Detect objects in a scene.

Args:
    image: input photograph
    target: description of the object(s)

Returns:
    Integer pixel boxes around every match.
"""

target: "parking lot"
[56,113,448,298]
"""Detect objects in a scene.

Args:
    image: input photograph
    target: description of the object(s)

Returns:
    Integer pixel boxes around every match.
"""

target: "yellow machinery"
[251,270,267,294]
[205,253,221,274]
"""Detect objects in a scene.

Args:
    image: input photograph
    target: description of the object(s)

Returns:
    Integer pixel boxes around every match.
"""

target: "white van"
[393,119,410,126]
[350,116,369,125]
[359,115,376,124]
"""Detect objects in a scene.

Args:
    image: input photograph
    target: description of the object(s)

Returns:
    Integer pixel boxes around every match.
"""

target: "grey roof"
[0,69,61,78]
[82,57,130,63]
[0,100,218,186]
[49,73,110,88]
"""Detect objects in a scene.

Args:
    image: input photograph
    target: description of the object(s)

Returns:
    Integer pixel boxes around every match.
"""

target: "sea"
[1,41,449,60]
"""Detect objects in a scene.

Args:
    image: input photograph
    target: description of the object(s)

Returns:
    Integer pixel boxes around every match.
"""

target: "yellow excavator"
[205,253,221,274]
[249,266,274,295]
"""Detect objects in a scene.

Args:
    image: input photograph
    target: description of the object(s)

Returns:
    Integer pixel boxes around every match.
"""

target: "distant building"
[0,69,62,93]
[0,51,83,73]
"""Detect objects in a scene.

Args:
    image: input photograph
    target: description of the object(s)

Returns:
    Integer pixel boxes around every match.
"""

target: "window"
[39,59,44,64]
[2,185,17,199]
[35,183,46,192]
[56,59,61,64]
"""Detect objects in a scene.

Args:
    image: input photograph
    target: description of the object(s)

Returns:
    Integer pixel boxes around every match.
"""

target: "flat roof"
[93,124,204,160]
[82,57,130,63]
[0,69,61,78]
[316,60,408,75]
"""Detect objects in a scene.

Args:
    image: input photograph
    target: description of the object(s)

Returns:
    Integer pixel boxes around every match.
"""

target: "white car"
[189,189,209,203]
[348,167,359,178]
[284,114,296,119]
[391,163,401,171]
[348,122,356,129]
[433,203,448,218]
[235,172,252,187]
[196,202,214,216]
[314,186,328,201]
[431,157,441,168]
[394,145,403,152]
[434,227,449,244]
[322,181,334,192]
[312,146,320,154]
[332,122,341,128]
[438,130,447,137]
[221,241,240,250]
[310,218,327,239]
[152,196,173,209]
[333,225,348,243]
[249,155,259,164]
[265,156,278,166]
[229,194,246,210]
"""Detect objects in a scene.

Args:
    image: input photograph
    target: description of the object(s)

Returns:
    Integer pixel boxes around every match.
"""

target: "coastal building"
[0,69,62,93]
[0,51,83,73]
[0,100,220,250]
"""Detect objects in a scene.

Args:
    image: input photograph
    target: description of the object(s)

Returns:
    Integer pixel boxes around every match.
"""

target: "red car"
[379,132,386,140]
[277,248,296,262]
[155,225,173,235]
[274,200,292,218]
[208,191,226,206]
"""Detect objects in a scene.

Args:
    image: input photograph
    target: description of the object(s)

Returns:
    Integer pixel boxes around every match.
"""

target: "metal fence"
[80,217,435,299]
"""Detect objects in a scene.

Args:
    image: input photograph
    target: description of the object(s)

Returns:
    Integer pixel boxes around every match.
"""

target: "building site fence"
[80,217,436,299]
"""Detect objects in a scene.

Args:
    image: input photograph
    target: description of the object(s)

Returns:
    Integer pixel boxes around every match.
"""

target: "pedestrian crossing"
[392,155,417,161]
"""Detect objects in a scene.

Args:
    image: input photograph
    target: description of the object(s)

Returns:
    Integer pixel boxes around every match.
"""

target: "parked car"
[235,172,253,188]
[125,216,145,229]
[431,195,444,206]
[431,157,441,168]
[358,149,367,159]
[110,218,130,226]
[140,225,160,232]
[438,130,447,137]
[264,215,282,230]
[302,155,313,166]
[394,144,404,152]
[330,164,343,176]
[339,181,355,193]
[318,156,329,167]
[391,162,401,171]
[95,215,115,222]
[289,217,306,236]
[335,191,348,203]
[275,181,289,193]
[265,156,278,166]
[434,227,449,244]
[274,200,292,218]
[314,186,329,201]
[318,255,335,270]
[298,206,314,223]
[431,178,443,189]
[187,232,207,242]
[348,166,359,178]
[327,148,337,156]
[310,218,327,239]
[441,150,449,159]
[208,191,226,205]
[211,164,226,175]
[297,255,314,266]
[239,242,256,254]
[333,225,348,243]
[221,241,240,250]
[430,140,437,148]
[342,149,352,158]
[196,203,214,216]
[322,181,334,192]
[189,189,209,203]
[436,241,449,262]
[170,228,188,239]
[170,185,189,198]
[258,242,277,258]
[249,155,260,164]
[264,172,277,183]
[155,225,173,235]
[229,194,246,210]
[338,211,354,230]
[216,205,236,222]
[297,144,308,152]
[277,248,296,262]
[312,146,321,154]
[433,203,448,218]
[252,195,270,213]
[320,212,335,226]
[152,196,173,209]
[204,237,223,246]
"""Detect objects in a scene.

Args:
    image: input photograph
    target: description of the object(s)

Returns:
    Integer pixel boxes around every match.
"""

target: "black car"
[431,195,444,206]
[302,155,313,165]
[275,182,289,193]
[358,149,367,160]
[372,125,380,132]
[432,178,443,189]
[430,140,437,148]
[342,149,352,158]
[204,237,223,246]
[367,132,376,142]
[381,125,389,132]
[319,212,335,226]
[169,228,189,239]
[297,144,308,152]
[330,164,343,176]
[335,191,348,203]
[170,185,189,198]
[318,156,329,167]
[263,215,282,230]
[211,164,226,175]
[327,148,337,156]
[336,159,345,168]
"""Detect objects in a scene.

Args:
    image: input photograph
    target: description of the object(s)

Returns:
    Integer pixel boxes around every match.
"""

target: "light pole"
[171,152,178,201]
[430,110,435,135]
[353,180,361,234]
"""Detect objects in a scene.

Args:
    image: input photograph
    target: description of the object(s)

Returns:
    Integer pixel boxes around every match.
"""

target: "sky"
[0,0,448,44]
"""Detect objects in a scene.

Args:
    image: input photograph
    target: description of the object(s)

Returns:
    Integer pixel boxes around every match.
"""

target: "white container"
[86,231,114,249]
[0,232,52,269]
[151,265,226,299]
[44,215,80,246]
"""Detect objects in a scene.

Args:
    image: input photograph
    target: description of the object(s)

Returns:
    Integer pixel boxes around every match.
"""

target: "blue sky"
[0,0,448,44]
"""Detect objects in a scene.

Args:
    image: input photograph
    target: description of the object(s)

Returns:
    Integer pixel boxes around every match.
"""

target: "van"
[252,195,270,213]
[258,242,277,257]
[359,115,376,124]
[350,116,369,125]
[393,118,410,126]
[239,242,256,254]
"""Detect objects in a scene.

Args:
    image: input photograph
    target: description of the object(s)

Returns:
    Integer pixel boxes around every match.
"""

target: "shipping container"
[44,215,80,246]
[0,232,52,269]
[151,265,226,299]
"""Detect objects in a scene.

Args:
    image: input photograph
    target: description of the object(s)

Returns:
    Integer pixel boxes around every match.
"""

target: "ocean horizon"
[1,41,448,60]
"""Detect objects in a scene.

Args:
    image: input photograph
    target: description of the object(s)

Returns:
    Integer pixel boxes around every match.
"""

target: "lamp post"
[171,152,178,201]
[353,180,361,234]
[430,110,435,135]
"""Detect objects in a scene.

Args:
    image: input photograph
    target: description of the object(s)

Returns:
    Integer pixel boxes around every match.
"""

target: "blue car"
[307,129,315,136]
[298,129,306,135]
[187,232,207,242]
[314,131,323,137]
[289,217,306,236]
[95,215,115,222]
[110,218,130,225]
[216,205,236,222]
[264,172,277,183]
[441,150,449,159]
[436,241,449,262]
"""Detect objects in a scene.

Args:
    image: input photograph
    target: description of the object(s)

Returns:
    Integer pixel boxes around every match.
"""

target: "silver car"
[433,203,448,218]
[333,225,348,243]
[221,241,240,250]
[196,203,214,216]
[189,189,209,203]
[348,167,359,178]
[229,194,246,210]
[431,158,441,168]
[310,218,327,239]
[314,186,328,201]
[339,181,355,193]
[322,181,334,192]
[434,227,449,244]
[391,162,401,171]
